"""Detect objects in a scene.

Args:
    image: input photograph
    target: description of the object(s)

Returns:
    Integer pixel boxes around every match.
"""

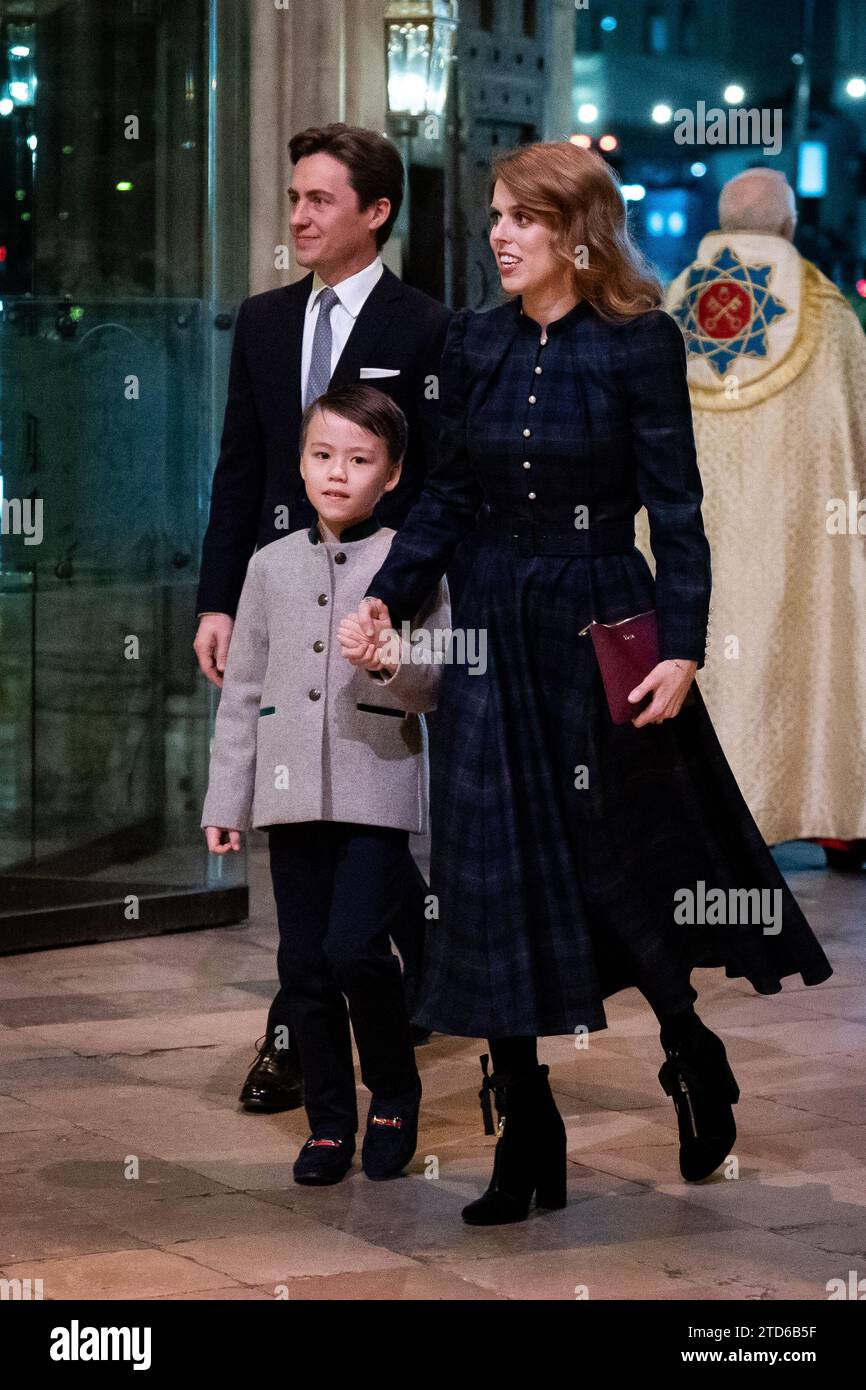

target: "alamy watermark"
[49,1321,151,1370]
[378,621,487,676]
[826,492,866,534]
[1,1277,44,1299]
[674,880,782,935]
[1,496,42,545]
[674,101,782,157]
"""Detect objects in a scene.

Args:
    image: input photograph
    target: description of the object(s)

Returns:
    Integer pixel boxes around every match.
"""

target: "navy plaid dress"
[366,299,833,1038]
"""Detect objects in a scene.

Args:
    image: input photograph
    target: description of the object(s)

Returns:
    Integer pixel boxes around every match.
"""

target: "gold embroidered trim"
[687,259,848,413]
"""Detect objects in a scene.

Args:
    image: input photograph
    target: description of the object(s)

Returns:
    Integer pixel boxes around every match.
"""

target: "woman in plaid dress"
[339,142,833,1226]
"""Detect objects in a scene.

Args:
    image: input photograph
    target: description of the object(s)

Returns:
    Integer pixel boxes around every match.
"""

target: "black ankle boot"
[461,1055,568,1226]
[658,1019,739,1182]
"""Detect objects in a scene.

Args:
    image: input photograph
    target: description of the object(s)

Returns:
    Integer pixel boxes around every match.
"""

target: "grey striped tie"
[303,285,340,408]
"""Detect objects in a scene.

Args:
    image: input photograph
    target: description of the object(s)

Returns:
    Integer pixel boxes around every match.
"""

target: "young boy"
[202,384,450,1186]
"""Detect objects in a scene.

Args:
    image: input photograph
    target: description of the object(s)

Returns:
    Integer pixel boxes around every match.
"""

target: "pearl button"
[313,640,324,652]
[317,593,329,606]
[534,365,542,374]
[309,688,322,701]
[528,491,536,500]
[528,394,536,403]
[523,428,531,437]
[523,461,531,469]
[540,334,548,345]
[334,552,346,564]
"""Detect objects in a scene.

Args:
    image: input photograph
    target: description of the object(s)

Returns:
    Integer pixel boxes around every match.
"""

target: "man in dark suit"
[194,123,451,1112]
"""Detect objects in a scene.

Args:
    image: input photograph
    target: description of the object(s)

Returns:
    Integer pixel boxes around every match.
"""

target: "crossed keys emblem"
[696,281,752,339]
[673,247,789,375]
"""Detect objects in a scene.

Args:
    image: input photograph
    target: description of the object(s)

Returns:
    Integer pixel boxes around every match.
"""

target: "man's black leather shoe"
[239,1036,304,1113]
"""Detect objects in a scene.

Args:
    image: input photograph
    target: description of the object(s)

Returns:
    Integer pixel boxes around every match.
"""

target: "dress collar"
[307,514,382,546]
[513,295,591,336]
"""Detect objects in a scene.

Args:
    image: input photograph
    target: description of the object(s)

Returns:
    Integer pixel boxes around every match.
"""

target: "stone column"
[248,0,389,294]
[544,0,576,140]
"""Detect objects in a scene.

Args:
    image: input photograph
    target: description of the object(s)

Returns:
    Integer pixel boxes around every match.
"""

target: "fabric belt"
[476,511,636,557]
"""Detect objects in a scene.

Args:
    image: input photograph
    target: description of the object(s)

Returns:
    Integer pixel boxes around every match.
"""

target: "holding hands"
[338,597,396,672]
[336,601,697,726]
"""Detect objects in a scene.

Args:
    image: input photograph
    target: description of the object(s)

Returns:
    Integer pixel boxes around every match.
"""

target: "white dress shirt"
[197,255,385,620]
[300,255,384,404]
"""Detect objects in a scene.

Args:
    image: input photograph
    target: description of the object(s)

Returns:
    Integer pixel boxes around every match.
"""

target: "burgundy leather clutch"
[579,609,659,724]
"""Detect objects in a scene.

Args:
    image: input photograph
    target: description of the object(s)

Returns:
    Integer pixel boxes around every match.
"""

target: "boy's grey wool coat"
[201,519,451,836]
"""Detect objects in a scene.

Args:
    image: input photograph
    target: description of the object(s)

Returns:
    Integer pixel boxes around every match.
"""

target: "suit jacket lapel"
[330,265,405,386]
[277,273,312,445]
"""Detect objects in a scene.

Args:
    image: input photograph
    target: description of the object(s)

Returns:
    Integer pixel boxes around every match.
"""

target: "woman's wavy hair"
[490,141,663,322]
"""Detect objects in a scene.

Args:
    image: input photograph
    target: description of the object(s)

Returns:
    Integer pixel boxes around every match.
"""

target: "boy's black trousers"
[267,820,421,1137]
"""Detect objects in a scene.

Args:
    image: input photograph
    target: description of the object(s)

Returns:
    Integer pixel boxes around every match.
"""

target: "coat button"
[534,365,542,374]
[523,461,531,469]
[317,593,329,605]
[528,394,536,403]
[309,688,322,701]
[528,491,537,500]
[313,640,324,652]
[523,428,531,437]
[334,552,346,564]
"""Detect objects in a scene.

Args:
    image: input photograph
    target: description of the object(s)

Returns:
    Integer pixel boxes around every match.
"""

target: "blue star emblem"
[672,246,789,375]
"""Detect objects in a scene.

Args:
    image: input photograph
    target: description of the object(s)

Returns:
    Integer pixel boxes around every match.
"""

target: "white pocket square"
[359,367,401,378]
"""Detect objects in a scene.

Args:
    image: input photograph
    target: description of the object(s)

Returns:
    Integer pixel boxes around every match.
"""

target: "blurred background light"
[797,140,827,197]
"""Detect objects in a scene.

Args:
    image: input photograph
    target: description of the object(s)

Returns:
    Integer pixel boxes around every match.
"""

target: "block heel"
[462,1058,569,1226]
